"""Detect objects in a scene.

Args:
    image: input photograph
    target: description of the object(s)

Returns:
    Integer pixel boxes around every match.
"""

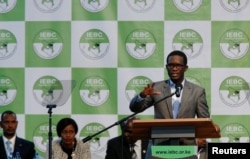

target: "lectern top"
[132,118,220,139]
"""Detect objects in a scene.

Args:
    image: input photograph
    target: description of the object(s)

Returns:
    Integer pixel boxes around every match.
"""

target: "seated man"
[105,116,148,159]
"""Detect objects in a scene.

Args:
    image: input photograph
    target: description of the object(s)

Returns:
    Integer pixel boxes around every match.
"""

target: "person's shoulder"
[152,80,168,87]
[185,80,205,90]
[153,80,167,84]
[16,136,35,146]
[51,139,61,148]
[76,139,90,149]
[107,135,123,144]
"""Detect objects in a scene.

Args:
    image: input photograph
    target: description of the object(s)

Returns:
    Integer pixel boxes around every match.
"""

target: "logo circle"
[79,76,110,106]
[0,75,17,106]
[219,0,249,13]
[125,0,156,13]
[80,0,109,12]
[173,0,202,12]
[79,29,110,60]
[172,29,203,60]
[125,29,156,59]
[80,122,109,153]
[219,28,249,59]
[0,29,17,60]
[220,123,250,143]
[33,29,63,59]
[33,122,57,153]
[33,76,63,106]
[125,76,152,101]
[34,0,63,13]
[219,76,249,107]
[0,0,17,13]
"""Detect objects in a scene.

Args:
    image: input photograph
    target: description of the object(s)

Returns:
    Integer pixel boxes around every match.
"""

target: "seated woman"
[46,117,91,159]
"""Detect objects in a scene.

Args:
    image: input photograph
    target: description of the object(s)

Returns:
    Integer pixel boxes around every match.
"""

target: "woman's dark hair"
[166,50,188,65]
[56,118,78,137]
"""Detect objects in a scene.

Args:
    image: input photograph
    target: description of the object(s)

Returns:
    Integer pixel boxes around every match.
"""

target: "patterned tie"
[6,140,13,159]
[172,100,180,118]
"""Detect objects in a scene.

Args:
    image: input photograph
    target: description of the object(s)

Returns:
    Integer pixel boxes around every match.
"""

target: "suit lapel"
[14,137,22,154]
[179,81,191,117]
[163,80,173,118]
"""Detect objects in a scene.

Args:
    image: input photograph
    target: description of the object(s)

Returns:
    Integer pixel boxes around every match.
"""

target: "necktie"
[172,99,180,118]
[130,144,137,159]
[6,140,13,159]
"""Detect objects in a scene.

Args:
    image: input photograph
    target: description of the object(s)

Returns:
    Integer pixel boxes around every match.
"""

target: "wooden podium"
[131,118,220,140]
[131,118,220,159]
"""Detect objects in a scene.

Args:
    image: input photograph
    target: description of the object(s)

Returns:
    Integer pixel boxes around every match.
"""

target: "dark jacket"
[0,136,36,159]
[105,135,148,159]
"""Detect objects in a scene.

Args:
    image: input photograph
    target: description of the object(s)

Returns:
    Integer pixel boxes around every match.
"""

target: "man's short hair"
[1,110,16,121]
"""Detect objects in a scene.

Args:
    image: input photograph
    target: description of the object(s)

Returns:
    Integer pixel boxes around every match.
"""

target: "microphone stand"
[47,104,57,159]
[82,92,176,143]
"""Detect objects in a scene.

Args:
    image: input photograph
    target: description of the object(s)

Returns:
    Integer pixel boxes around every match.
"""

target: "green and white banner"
[1,0,250,158]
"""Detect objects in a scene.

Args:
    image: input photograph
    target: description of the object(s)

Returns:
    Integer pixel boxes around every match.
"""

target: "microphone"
[175,83,183,97]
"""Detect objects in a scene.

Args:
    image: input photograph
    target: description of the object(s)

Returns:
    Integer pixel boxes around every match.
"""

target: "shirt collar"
[169,79,185,87]
[3,135,16,144]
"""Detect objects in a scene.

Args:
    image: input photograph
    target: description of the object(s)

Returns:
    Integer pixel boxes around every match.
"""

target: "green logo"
[79,76,110,106]
[33,29,63,59]
[33,76,63,106]
[219,28,249,59]
[0,75,17,106]
[0,29,17,60]
[0,0,17,13]
[125,76,152,101]
[34,0,63,13]
[125,29,156,59]
[219,0,249,13]
[80,0,109,12]
[79,29,110,60]
[80,122,109,153]
[125,0,156,13]
[219,123,250,143]
[219,76,249,107]
[172,29,203,60]
[173,0,202,12]
[33,122,57,154]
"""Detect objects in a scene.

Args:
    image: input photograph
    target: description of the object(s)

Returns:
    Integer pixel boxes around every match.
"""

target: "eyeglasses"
[61,130,75,135]
[166,63,185,69]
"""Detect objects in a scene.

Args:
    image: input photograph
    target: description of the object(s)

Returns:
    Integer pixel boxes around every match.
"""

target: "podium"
[131,118,220,159]
[132,118,220,140]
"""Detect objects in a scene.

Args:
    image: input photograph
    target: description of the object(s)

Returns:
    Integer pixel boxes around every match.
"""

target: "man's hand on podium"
[197,124,220,147]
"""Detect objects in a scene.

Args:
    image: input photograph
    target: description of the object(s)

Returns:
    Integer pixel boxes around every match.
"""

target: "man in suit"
[129,50,211,159]
[105,116,148,159]
[0,110,36,159]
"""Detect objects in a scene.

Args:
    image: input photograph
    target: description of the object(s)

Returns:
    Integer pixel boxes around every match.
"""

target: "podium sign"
[151,145,197,159]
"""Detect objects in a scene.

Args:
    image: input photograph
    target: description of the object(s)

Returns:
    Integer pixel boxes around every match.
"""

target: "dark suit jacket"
[0,136,36,159]
[105,135,148,159]
[130,80,210,145]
